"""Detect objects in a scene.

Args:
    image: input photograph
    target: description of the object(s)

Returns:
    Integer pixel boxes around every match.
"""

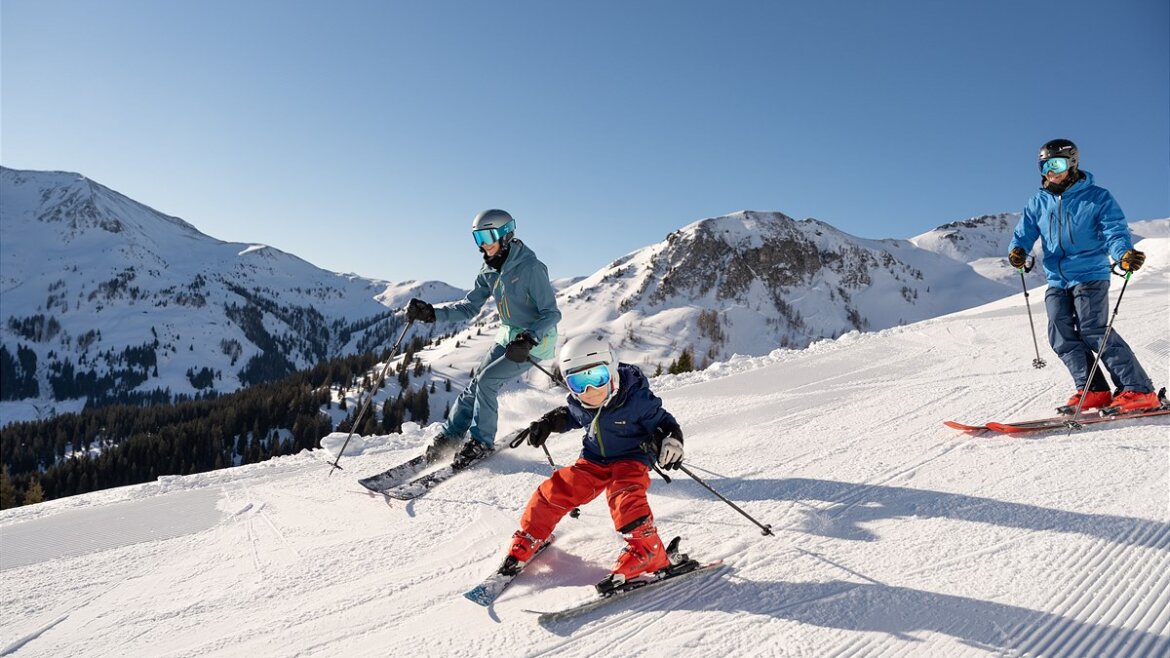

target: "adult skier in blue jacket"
[1008,139,1156,412]
[406,209,561,468]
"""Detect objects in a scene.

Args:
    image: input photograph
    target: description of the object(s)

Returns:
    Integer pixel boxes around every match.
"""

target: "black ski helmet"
[1038,139,1079,171]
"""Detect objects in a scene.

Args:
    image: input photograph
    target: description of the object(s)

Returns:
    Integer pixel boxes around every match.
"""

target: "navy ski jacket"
[559,363,677,468]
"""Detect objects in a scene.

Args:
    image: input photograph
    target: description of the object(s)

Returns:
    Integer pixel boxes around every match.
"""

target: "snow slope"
[1,238,1167,658]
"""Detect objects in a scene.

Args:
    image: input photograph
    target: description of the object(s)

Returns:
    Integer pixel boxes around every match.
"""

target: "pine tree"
[413,387,430,425]
[0,465,18,509]
[668,348,694,375]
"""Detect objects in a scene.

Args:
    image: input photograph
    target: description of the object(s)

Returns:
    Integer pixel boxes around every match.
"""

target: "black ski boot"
[452,439,490,470]
[424,434,457,464]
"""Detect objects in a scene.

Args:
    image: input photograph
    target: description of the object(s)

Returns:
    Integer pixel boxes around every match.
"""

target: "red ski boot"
[596,523,670,594]
[1109,390,1161,413]
[498,530,542,576]
[1065,389,1113,410]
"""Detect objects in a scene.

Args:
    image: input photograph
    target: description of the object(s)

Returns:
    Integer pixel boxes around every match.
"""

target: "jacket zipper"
[492,275,510,321]
[1054,194,1070,286]
[590,411,606,458]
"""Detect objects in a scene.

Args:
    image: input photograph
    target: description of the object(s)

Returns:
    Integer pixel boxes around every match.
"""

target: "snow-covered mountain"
[0,167,464,423]
[910,212,1029,286]
[911,213,1020,263]
[2,235,1166,658]
[548,210,1012,368]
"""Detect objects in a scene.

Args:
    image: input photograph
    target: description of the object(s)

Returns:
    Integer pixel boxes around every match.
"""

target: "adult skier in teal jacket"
[1008,139,1156,413]
[406,209,561,468]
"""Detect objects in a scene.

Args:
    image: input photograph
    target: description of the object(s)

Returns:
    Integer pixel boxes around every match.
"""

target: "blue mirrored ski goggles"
[472,219,516,247]
[564,364,611,395]
[1040,157,1070,175]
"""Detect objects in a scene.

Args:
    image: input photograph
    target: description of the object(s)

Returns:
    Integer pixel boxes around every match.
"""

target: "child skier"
[498,334,685,594]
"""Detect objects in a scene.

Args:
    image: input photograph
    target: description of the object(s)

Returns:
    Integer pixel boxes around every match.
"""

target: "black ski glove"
[518,406,573,448]
[1120,249,1145,272]
[504,331,539,363]
[405,298,436,323]
[1008,247,1027,269]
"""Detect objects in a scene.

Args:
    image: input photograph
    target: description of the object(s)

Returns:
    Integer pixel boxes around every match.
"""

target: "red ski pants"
[519,458,653,540]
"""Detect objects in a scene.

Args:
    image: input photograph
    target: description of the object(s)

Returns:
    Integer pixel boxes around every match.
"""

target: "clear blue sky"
[3,0,1167,286]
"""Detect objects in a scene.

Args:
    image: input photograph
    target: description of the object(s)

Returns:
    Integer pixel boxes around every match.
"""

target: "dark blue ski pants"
[1044,279,1153,393]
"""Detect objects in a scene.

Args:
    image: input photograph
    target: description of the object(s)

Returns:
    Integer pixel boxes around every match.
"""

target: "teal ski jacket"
[433,240,560,360]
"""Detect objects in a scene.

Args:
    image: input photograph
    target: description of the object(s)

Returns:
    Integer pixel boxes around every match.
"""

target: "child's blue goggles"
[472,219,516,247]
[1040,157,1070,175]
[564,364,610,395]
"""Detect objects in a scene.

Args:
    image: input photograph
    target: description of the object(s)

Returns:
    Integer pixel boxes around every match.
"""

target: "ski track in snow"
[1,236,1168,657]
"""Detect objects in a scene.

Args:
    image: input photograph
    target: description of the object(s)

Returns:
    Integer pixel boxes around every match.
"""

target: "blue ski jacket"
[1009,170,1135,289]
[433,240,561,360]
[561,364,677,468]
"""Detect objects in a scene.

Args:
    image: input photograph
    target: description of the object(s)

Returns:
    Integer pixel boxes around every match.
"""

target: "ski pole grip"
[509,429,529,449]
[639,442,672,483]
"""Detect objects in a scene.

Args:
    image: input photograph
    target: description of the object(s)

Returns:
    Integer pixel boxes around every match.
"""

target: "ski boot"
[1057,389,1114,415]
[497,530,543,577]
[452,438,491,470]
[595,520,670,595]
[1100,388,1167,416]
[423,433,458,464]
[595,536,699,596]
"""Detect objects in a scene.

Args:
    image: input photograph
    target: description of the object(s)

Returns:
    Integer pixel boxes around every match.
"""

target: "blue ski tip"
[464,587,494,607]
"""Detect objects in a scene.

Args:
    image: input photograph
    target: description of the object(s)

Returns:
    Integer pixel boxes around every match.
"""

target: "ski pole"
[1066,268,1132,434]
[677,463,774,536]
[328,319,414,474]
[1018,257,1046,369]
[639,442,773,537]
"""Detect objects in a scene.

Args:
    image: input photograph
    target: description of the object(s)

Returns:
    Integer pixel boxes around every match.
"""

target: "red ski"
[944,413,1076,433]
[987,407,1170,434]
[946,389,1169,434]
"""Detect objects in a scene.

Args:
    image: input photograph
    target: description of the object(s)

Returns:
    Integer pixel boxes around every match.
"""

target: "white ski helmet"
[471,209,516,249]
[558,334,620,401]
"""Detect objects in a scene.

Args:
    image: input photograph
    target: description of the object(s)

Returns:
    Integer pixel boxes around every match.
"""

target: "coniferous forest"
[1,335,437,509]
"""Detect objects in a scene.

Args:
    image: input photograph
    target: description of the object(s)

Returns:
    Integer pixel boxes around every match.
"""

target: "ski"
[528,558,725,624]
[986,406,1170,434]
[947,388,1169,434]
[945,414,1071,432]
[978,389,1169,434]
[943,420,991,432]
[463,535,556,607]
[382,447,498,500]
[357,453,429,493]
[381,430,523,500]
